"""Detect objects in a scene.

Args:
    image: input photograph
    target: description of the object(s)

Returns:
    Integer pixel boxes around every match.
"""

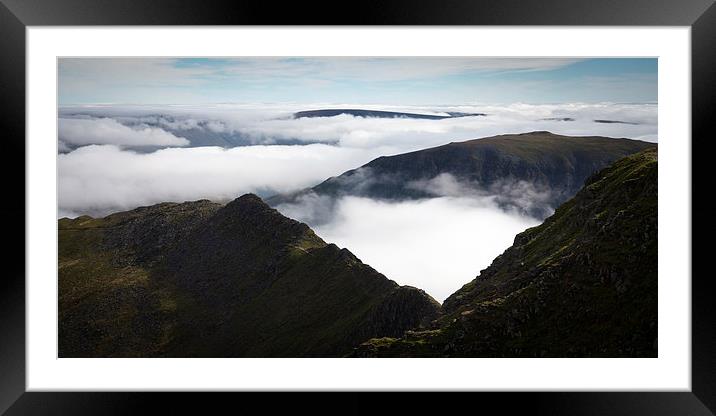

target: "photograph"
[57,57,658,358]
[3,0,711,411]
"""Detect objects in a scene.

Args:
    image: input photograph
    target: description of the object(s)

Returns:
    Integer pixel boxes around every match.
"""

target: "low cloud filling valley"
[58,102,657,300]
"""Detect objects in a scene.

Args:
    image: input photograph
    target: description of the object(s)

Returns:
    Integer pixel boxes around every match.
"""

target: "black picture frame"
[1,0,712,414]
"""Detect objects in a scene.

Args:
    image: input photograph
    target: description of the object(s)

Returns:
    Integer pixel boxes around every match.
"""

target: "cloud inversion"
[59,117,190,148]
[294,196,539,302]
[56,101,657,300]
[57,143,383,217]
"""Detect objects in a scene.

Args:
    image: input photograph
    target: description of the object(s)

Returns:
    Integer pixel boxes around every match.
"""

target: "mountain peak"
[221,193,280,219]
[227,192,267,207]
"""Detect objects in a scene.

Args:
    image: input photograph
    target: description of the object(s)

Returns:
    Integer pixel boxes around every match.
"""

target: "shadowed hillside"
[58,195,439,357]
[352,148,658,357]
[268,131,655,219]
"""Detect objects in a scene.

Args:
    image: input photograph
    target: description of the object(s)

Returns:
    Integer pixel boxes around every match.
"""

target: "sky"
[59,57,657,105]
[57,57,658,301]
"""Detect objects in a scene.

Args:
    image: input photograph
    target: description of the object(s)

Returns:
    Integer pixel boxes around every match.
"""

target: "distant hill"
[268,131,656,219]
[293,109,486,120]
[352,148,658,357]
[58,195,439,357]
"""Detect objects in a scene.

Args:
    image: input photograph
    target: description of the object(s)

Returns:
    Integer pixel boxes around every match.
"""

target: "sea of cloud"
[273,174,548,301]
[59,102,657,149]
[58,102,656,214]
[57,102,657,300]
[310,196,539,302]
[57,143,387,218]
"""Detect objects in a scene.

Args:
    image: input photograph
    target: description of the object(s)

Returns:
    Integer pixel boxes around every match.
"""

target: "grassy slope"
[58,201,222,357]
[354,148,658,357]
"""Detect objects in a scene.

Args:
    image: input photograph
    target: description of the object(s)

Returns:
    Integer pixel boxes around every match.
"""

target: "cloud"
[56,101,656,301]
[59,102,658,152]
[274,175,550,301]
[243,103,658,148]
[276,195,539,302]
[59,58,597,105]
[58,143,384,217]
[57,101,657,217]
[488,179,555,218]
[59,117,190,148]
[407,173,556,218]
[275,192,339,226]
[59,57,658,105]
[58,140,71,152]
[59,57,585,90]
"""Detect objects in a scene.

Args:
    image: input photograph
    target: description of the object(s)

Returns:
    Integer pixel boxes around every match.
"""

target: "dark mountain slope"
[352,148,658,357]
[58,195,439,357]
[269,131,655,219]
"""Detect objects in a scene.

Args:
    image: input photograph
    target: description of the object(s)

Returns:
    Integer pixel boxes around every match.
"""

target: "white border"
[27,27,691,391]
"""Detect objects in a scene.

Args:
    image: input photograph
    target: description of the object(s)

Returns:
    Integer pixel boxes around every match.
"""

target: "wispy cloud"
[60,57,585,87]
[58,57,659,105]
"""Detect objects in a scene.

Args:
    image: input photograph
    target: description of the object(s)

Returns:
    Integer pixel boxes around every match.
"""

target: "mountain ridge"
[59,193,439,357]
[268,131,656,219]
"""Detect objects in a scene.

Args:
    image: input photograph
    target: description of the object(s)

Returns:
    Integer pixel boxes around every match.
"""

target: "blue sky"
[58,57,657,106]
